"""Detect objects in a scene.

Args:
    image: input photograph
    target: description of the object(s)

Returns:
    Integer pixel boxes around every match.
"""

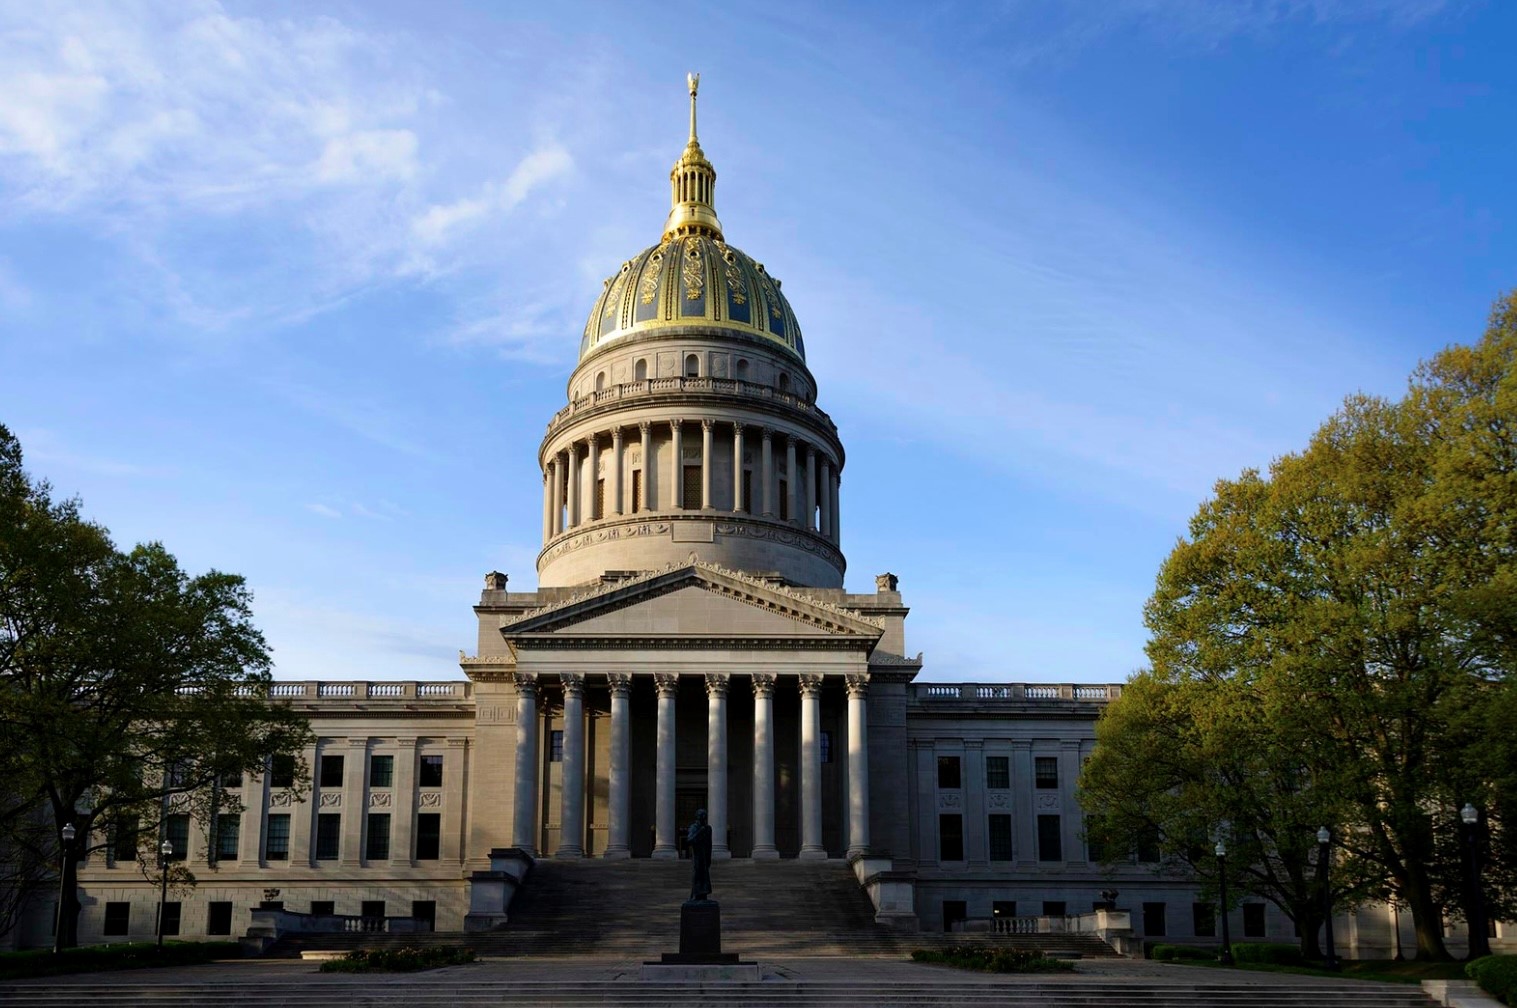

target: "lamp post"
[156,839,173,949]
[1317,826,1339,971]
[53,822,76,954]
[1390,897,1403,962]
[1461,803,1492,960]
[1215,840,1233,966]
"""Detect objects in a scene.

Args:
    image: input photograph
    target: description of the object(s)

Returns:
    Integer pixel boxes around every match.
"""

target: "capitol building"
[14,79,1430,959]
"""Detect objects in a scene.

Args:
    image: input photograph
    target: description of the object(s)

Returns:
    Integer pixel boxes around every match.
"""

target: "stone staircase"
[0,978,1440,1007]
[264,858,1118,959]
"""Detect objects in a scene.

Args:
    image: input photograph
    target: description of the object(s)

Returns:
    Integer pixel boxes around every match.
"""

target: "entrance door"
[412,900,436,931]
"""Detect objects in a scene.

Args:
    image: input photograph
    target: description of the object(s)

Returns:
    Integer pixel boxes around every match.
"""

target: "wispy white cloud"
[305,502,342,519]
[13,427,168,478]
[412,144,574,246]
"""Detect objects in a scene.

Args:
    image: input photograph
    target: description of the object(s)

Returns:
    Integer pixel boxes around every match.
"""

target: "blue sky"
[2,1,1512,683]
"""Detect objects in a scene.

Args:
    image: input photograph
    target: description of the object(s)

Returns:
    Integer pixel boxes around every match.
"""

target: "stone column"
[542,464,554,541]
[912,739,939,865]
[585,435,599,521]
[846,673,871,858]
[556,673,585,858]
[830,470,841,543]
[393,738,417,864]
[799,673,826,859]
[700,419,714,509]
[751,673,778,859]
[566,443,580,529]
[638,422,652,512]
[760,429,774,516]
[604,673,632,859]
[706,673,730,859]
[551,454,565,536]
[805,446,817,531]
[670,420,684,510]
[819,459,832,538]
[963,739,987,866]
[732,423,745,513]
[342,737,368,866]
[653,673,679,859]
[785,435,798,523]
[610,428,624,516]
[442,738,468,863]
[511,674,540,855]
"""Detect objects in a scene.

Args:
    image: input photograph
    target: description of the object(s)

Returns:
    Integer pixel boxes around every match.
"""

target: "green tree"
[0,424,311,948]
[1082,293,1517,961]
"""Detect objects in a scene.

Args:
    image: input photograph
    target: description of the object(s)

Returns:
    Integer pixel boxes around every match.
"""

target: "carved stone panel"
[938,792,963,811]
[319,792,341,808]
[1035,793,1061,812]
[987,790,1011,809]
[419,791,442,808]
[368,792,391,808]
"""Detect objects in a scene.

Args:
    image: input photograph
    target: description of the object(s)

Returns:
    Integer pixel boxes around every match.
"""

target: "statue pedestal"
[641,898,758,980]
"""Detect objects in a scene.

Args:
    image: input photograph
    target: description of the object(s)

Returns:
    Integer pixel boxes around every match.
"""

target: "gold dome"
[578,74,805,363]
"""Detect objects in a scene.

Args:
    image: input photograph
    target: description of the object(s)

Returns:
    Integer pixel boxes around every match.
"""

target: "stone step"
[0,980,1438,1008]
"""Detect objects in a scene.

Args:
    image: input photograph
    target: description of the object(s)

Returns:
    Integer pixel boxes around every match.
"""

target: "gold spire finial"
[663,72,722,241]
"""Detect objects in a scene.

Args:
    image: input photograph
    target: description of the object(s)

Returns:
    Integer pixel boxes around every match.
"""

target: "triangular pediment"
[499,560,883,645]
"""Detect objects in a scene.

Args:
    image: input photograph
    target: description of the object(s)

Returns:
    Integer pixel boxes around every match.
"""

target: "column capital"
[611,426,624,444]
[654,672,680,698]
[512,672,538,697]
[607,672,633,696]
[760,427,773,443]
[560,672,585,698]
[587,432,599,448]
[638,420,651,434]
[701,418,714,432]
[396,738,418,749]
[798,673,824,697]
[806,444,816,460]
[704,672,730,697]
[733,421,744,435]
[845,672,870,698]
[751,672,776,698]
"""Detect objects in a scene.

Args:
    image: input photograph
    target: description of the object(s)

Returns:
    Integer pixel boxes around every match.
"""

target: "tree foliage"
[0,424,311,947]
[1080,292,1517,961]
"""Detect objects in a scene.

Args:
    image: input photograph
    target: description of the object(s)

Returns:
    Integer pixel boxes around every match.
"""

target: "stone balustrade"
[546,375,837,437]
[910,683,1122,702]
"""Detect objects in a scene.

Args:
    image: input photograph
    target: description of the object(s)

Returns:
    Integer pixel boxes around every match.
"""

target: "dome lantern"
[662,72,724,242]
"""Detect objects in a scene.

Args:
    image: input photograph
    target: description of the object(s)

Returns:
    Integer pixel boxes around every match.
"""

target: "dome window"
[595,372,607,393]
[684,354,700,378]
[735,359,749,380]
[777,372,790,393]
[634,358,648,382]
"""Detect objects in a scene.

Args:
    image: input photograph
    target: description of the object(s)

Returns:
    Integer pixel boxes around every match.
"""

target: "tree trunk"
[1293,906,1324,960]
[1403,861,1453,960]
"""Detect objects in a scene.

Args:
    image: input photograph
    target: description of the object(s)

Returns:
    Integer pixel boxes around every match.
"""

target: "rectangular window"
[113,816,139,863]
[937,755,961,789]
[159,901,181,937]
[992,901,1016,919]
[164,759,189,788]
[549,731,564,763]
[988,814,1013,861]
[103,901,130,936]
[1243,903,1266,938]
[207,901,233,935]
[1136,825,1161,863]
[319,755,344,789]
[778,479,790,521]
[165,813,190,861]
[361,900,385,930]
[1086,830,1106,864]
[369,754,393,788]
[219,770,242,789]
[682,464,701,509]
[942,900,967,933]
[1143,902,1167,937]
[1193,902,1216,937]
[269,753,296,788]
[1043,901,1067,917]
[412,900,436,930]
[366,813,391,860]
[985,755,1010,789]
[316,814,341,861]
[938,814,964,861]
[742,470,753,513]
[311,900,335,917]
[214,814,239,861]
[416,813,441,860]
[1037,814,1063,861]
[631,469,643,513]
[1034,756,1059,789]
[266,813,291,861]
[419,754,443,788]
[820,730,832,764]
[595,478,605,519]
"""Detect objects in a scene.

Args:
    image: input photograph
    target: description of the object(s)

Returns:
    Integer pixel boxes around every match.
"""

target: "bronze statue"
[687,808,712,901]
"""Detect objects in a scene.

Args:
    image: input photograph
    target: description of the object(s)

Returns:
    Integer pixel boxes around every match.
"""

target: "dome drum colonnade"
[506,669,872,862]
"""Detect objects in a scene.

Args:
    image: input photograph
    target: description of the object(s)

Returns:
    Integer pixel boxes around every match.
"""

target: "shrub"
[1231,942,1304,966]
[1467,955,1517,1006]
[910,945,1074,974]
[1151,943,1216,961]
[319,946,476,973]
[0,941,243,980]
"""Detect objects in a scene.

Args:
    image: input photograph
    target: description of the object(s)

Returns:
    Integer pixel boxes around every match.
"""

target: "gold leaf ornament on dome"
[639,246,666,305]
[682,240,705,300]
[604,262,630,318]
[716,242,747,305]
